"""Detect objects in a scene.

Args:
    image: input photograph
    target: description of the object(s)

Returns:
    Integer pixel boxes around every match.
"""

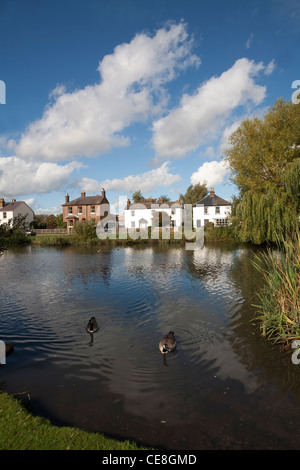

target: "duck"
[159,331,176,354]
[86,317,99,335]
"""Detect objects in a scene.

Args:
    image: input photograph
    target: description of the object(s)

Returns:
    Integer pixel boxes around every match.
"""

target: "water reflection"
[1,244,300,449]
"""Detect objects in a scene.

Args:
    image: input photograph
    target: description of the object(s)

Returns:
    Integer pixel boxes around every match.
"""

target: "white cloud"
[0,156,81,197]
[264,59,276,75]
[151,58,273,165]
[98,161,181,194]
[12,22,199,162]
[191,160,230,187]
[246,33,253,49]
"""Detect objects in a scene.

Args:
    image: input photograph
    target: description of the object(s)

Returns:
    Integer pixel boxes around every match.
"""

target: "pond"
[1,243,300,450]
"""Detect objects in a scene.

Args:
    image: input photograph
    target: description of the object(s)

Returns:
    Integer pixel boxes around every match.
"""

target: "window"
[215,219,228,226]
[68,207,73,214]
[3,212,6,219]
[204,207,208,214]
[78,206,82,214]
[131,221,135,228]
[196,220,201,228]
[215,206,220,214]
[91,206,95,214]
[131,210,135,216]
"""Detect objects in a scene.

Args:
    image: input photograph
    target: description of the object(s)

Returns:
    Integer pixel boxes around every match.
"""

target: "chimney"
[127,198,131,208]
[210,187,215,197]
[102,188,106,198]
[65,194,69,203]
[0,198,5,208]
[81,190,86,198]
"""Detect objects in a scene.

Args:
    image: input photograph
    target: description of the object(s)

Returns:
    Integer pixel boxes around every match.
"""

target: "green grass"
[252,231,300,345]
[0,392,151,450]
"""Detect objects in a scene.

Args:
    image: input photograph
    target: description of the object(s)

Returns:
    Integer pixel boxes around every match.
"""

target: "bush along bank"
[252,230,300,346]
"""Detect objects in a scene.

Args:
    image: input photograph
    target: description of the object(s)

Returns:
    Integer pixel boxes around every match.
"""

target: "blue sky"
[0,0,299,214]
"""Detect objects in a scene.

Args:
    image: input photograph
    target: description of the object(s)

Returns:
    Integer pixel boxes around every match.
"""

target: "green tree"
[73,220,96,240]
[132,190,144,203]
[46,214,57,227]
[225,99,300,244]
[180,182,207,205]
[158,195,171,202]
[56,213,67,228]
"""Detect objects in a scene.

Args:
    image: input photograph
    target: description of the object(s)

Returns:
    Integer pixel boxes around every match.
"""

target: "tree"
[180,182,207,205]
[132,190,144,203]
[225,99,300,244]
[56,213,67,228]
[158,195,171,202]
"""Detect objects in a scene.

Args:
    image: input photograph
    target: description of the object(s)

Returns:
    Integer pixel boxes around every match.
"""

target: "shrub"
[252,231,300,344]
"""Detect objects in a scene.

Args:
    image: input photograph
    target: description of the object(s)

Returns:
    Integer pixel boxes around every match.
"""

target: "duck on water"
[86,317,99,344]
[159,331,176,354]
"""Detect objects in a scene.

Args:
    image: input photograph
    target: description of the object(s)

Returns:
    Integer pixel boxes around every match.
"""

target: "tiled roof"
[0,201,23,212]
[62,195,106,206]
[194,194,230,206]
[126,200,183,210]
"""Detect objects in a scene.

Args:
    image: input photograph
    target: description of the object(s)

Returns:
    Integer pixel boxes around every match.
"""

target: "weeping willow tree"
[225,99,300,244]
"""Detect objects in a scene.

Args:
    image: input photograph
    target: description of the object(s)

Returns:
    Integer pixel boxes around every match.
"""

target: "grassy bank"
[30,225,238,248]
[252,231,300,345]
[0,392,151,450]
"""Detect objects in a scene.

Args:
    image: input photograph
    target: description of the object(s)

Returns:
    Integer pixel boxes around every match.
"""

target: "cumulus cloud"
[12,21,199,162]
[190,160,230,187]
[0,156,81,197]
[151,58,273,165]
[97,161,181,193]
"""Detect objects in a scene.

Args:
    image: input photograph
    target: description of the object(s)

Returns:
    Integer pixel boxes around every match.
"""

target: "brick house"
[62,189,110,232]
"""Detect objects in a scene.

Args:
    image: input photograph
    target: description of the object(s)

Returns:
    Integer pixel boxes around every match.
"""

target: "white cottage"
[124,197,184,231]
[193,188,231,229]
[0,198,34,228]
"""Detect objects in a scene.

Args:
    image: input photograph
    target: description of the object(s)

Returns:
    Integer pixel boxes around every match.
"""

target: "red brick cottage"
[62,189,110,232]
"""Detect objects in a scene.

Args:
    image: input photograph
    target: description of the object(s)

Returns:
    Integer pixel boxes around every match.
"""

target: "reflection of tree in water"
[227,244,300,399]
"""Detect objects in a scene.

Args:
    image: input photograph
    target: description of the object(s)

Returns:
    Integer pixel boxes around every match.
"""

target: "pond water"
[1,243,300,450]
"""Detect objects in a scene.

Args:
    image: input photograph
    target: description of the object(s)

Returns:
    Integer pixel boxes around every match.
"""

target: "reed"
[252,231,300,344]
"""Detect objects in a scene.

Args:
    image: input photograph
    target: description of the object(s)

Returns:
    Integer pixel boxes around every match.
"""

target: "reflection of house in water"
[62,247,112,286]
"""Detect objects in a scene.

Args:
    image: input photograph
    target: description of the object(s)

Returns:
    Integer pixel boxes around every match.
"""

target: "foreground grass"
[0,392,150,450]
[252,231,300,345]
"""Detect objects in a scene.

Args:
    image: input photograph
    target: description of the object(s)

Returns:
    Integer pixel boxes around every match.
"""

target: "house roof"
[126,199,183,210]
[0,201,28,212]
[62,194,108,206]
[194,189,230,207]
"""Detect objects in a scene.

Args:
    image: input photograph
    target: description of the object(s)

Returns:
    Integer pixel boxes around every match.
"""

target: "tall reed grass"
[252,231,300,344]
